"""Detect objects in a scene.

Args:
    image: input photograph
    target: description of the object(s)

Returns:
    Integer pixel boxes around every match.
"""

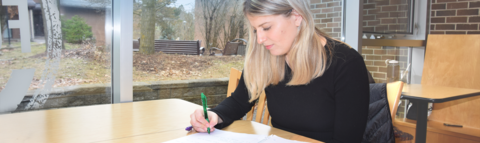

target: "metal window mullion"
[112,0,133,103]
[344,0,363,53]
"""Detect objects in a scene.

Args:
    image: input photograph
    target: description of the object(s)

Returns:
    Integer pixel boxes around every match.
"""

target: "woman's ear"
[291,9,303,27]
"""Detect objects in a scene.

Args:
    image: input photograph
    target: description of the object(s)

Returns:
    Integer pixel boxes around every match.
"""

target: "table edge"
[401,91,480,103]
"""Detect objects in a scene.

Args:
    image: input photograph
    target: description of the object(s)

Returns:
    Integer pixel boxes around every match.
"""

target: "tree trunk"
[39,0,49,52]
[0,1,5,42]
[139,0,156,54]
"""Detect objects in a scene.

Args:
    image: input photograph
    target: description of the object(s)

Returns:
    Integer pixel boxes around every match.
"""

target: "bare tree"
[219,0,246,49]
[197,0,228,51]
[0,2,8,40]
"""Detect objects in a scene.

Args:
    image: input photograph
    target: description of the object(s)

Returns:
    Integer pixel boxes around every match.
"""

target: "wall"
[430,0,480,34]
[310,0,343,40]
[13,78,229,113]
[362,0,411,33]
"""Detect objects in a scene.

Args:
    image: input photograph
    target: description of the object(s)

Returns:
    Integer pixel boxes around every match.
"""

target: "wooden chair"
[394,35,480,143]
[227,68,271,125]
[387,81,404,119]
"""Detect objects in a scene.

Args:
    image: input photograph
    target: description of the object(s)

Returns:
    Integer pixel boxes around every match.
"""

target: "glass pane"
[131,0,244,106]
[362,46,409,83]
[362,0,414,34]
[0,0,112,114]
[361,45,415,118]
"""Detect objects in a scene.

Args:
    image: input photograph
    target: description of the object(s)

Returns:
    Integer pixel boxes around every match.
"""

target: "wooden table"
[401,84,480,143]
[0,99,321,143]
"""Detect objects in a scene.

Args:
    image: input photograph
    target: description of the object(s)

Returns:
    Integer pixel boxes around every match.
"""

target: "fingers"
[208,111,218,132]
[189,109,220,133]
[190,109,209,132]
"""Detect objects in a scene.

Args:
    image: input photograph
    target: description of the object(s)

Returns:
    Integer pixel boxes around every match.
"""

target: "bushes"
[61,15,93,43]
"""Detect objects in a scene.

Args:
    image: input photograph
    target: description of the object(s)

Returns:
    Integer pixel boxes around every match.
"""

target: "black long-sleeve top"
[210,39,370,143]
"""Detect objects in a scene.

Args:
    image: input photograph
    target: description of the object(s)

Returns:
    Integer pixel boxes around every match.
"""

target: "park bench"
[133,39,201,55]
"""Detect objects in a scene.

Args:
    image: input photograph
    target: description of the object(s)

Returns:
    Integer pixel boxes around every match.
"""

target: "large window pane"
[131,0,244,106]
[362,0,414,34]
[0,0,112,114]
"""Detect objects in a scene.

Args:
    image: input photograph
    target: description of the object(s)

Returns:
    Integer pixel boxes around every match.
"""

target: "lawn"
[0,43,244,91]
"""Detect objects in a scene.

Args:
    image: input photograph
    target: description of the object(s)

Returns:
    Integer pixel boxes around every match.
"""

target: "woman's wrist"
[208,110,223,124]
[217,115,224,124]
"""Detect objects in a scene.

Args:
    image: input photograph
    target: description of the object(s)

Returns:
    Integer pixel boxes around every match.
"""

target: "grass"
[1,42,38,48]
[1,43,245,90]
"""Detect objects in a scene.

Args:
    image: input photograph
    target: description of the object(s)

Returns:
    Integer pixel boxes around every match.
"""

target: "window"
[0,0,112,114]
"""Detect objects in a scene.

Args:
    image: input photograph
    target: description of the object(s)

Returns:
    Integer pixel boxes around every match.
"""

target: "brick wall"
[310,0,343,40]
[362,46,409,83]
[363,0,411,33]
[430,0,480,34]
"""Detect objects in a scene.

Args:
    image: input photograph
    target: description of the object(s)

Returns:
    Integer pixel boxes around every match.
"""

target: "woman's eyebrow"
[256,22,269,27]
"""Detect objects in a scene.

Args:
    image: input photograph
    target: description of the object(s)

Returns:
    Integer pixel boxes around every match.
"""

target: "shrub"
[61,15,93,43]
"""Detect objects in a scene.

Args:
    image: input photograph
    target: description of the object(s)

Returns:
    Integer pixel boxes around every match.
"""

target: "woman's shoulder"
[328,39,362,60]
[327,38,363,64]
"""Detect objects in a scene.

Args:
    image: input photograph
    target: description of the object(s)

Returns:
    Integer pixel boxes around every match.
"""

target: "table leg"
[414,100,429,143]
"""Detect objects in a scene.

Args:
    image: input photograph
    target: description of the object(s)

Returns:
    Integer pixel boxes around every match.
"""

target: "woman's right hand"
[190,109,222,132]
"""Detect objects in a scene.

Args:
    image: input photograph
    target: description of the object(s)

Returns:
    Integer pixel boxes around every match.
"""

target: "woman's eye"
[253,27,270,33]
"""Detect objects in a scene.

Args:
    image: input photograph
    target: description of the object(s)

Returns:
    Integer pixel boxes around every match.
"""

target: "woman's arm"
[209,72,256,129]
[331,49,370,143]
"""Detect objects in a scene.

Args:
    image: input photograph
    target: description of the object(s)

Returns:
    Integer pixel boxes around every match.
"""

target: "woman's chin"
[269,50,286,56]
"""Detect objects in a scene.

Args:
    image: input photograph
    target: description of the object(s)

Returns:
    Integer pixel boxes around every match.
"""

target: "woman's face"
[247,11,303,56]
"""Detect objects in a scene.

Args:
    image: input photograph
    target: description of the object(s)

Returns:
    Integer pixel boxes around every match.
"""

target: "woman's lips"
[265,45,273,50]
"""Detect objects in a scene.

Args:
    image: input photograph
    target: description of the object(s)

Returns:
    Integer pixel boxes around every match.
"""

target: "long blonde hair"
[243,0,334,102]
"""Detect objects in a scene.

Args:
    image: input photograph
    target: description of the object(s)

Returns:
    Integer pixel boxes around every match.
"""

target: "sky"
[172,0,195,12]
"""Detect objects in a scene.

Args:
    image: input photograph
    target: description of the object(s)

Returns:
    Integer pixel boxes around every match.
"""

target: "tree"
[0,2,8,42]
[61,15,93,43]
[135,0,176,54]
[197,0,228,51]
[197,0,246,51]
[138,0,156,54]
[219,0,247,49]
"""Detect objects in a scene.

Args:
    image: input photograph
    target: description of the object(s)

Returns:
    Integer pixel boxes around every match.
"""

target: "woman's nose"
[256,31,266,44]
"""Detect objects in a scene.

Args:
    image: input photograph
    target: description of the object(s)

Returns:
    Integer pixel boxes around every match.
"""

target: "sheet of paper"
[163,129,267,143]
[259,135,309,143]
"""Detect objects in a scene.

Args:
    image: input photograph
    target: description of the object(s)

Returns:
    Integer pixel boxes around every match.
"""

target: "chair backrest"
[421,35,480,129]
[227,68,270,125]
[422,35,480,89]
[223,42,240,56]
[387,81,404,119]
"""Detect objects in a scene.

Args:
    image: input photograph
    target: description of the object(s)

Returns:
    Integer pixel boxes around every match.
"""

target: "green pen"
[201,93,211,134]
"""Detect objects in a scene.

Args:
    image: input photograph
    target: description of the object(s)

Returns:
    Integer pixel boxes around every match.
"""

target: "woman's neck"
[285,36,327,67]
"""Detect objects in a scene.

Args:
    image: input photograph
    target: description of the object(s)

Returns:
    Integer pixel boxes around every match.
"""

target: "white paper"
[259,135,309,143]
[163,129,267,143]
[163,130,308,143]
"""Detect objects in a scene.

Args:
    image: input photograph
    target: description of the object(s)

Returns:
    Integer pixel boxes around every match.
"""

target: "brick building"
[430,0,480,34]
[310,0,343,40]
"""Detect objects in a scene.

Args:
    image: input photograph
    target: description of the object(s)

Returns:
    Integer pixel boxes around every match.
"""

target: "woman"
[190,0,370,142]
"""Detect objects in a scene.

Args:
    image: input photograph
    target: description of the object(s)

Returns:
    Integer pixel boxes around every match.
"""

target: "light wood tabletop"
[402,84,480,102]
[0,99,321,143]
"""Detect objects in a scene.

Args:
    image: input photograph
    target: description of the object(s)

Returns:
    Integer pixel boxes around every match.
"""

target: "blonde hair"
[243,0,335,102]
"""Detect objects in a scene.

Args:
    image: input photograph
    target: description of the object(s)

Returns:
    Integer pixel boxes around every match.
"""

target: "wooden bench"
[133,39,200,55]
